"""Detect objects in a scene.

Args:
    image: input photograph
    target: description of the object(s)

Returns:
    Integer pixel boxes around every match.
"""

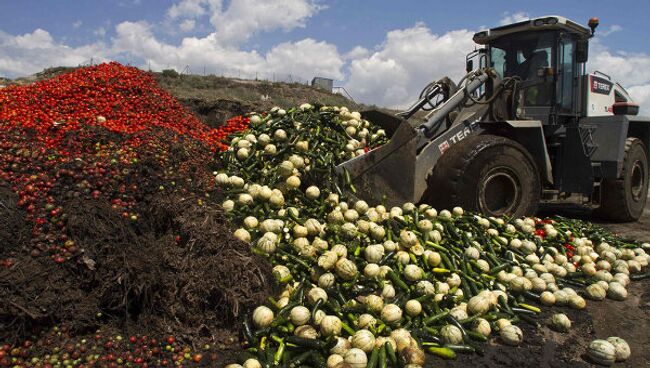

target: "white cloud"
[344,24,475,108]
[600,24,623,37]
[164,0,324,45]
[111,21,264,74]
[344,46,369,60]
[72,20,83,29]
[265,38,344,80]
[0,0,330,80]
[0,29,106,77]
[588,39,650,87]
[94,27,107,37]
[167,0,210,19]
[499,11,529,26]
[105,0,332,79]
[109,21,343,81]
[9,28,54,50]
[208,0,324,45]
[627,85,650,115]
[587,38,650,115]
[179,19,196,32]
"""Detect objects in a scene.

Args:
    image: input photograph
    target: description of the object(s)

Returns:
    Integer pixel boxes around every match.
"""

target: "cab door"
[512,32,557,125]
[556,35,579,119]
[554,35,594,196]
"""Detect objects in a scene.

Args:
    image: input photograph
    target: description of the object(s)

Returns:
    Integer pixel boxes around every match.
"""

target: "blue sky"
[1,0,647,52]
[1,0,650,109]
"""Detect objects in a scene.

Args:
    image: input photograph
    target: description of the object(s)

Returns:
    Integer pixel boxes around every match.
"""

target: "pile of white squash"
[215,104,648,368]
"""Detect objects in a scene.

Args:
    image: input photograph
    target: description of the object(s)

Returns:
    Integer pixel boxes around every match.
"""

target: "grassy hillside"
[153,72,369,127]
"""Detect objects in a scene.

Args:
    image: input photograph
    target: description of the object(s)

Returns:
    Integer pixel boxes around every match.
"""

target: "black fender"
[580,115,650,179]
[628,115,650,165]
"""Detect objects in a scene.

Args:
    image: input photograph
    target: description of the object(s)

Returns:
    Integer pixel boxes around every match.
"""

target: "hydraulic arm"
[336,69,494,206]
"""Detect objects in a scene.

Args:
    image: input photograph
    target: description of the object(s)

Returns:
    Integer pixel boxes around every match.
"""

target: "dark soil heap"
[0,63,269,366]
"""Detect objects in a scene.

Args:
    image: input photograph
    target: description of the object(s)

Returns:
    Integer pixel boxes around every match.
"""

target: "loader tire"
[426,134,540,218]
[596,137,648,222]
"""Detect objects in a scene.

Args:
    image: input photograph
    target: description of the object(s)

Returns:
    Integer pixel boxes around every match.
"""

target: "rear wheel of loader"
[596,137,649,222]
[426,134,540,218]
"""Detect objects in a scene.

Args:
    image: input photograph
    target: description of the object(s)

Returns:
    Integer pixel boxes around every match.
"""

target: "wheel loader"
[337,15,650,222]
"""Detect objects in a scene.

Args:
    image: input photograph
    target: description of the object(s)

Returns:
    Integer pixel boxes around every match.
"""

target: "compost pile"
[0,63,269,367]
[215,105,650,368]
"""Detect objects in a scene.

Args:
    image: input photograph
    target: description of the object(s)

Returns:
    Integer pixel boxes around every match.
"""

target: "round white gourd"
[550,313,571,332]
[606,337,631,362]
[252,306,274,328]
[500,324,523,346]
[344,348,367,368]
[587,339,616,366]
[440,324,463,344]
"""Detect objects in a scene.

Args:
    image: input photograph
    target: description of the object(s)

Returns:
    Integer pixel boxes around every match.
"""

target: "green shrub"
[162,69,179,78]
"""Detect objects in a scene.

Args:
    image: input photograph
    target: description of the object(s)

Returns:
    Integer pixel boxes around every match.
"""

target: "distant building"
[311,77,333,92]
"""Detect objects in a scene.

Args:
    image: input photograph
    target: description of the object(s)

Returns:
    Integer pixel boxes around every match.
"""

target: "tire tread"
[597,137,648,222]
[426,134,540,217]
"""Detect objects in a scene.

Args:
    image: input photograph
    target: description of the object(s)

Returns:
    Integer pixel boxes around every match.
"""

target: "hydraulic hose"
[418,69,490,134]
[464,74,520,105]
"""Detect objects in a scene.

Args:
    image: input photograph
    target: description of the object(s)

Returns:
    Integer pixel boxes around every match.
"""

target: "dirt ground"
[430,200,650,368]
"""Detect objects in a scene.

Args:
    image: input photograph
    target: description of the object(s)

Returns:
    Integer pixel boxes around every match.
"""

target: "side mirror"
[466,59,474,73]
[576,40,589,63]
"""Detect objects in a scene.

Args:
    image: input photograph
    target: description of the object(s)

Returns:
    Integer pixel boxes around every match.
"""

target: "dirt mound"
[153,72,366,129]
[0,64,269,362]
[0,185,28,255]
[179,97,255,129]
[1,190,271,345]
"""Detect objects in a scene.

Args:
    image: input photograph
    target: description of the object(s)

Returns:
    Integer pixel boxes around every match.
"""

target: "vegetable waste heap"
[217,105,649,367]
[0,63,267,367]
[0,62,250,263]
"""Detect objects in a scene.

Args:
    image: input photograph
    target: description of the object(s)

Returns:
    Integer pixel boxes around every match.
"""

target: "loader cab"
[473,16,592,125]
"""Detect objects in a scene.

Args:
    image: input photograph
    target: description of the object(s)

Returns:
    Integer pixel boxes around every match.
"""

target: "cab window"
[557,37,575,112]
[490,32,556,107]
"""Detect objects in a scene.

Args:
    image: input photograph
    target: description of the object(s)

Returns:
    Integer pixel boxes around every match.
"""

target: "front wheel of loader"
[426,134,540,218]
[596,137,648,222]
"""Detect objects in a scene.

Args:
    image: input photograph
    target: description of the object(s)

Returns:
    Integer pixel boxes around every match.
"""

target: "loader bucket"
[360,109,403,138]
[336,117,420,206]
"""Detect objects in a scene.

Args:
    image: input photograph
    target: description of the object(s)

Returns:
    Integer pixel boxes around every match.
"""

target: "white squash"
[500,324,523,346]
[344,348,367,368]
[320,315,342,336]
[606,337,631,362]
[289,306,311,326]
[440,324,463,344]
[252,306,274,328]
[381,304,403,324]
[550,313,571,332]
[351,329,375,353]
[587,339,616,366]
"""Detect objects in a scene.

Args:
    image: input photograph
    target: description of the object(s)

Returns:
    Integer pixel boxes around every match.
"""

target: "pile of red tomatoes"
[0,63,249,264]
